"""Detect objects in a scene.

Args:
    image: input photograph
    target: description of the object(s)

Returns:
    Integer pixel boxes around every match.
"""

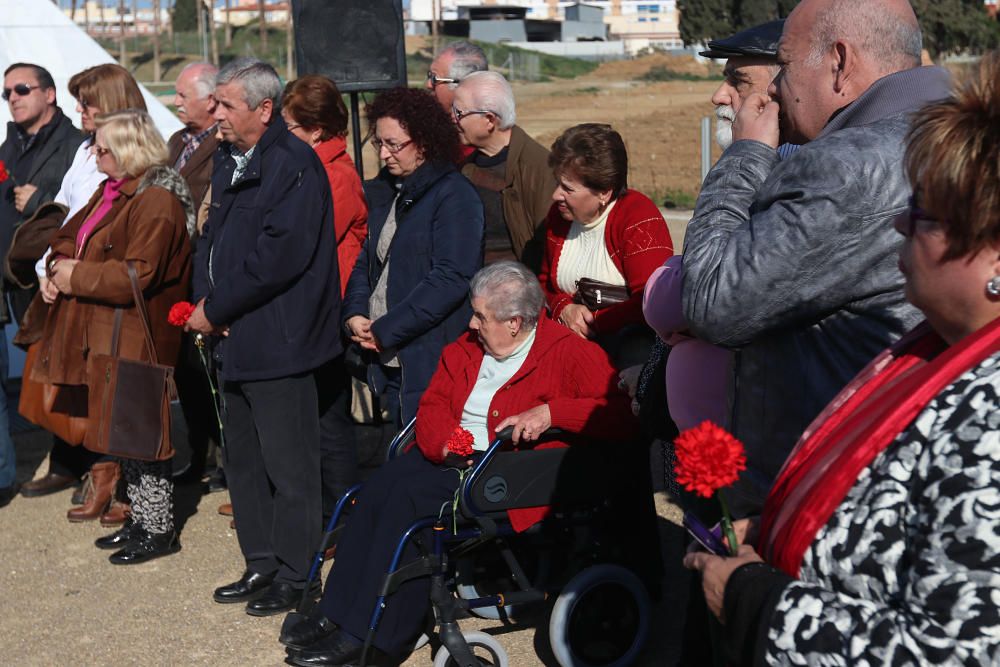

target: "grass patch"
[657,188,698,209]
[575,86,601,94]
[640,66,720,83]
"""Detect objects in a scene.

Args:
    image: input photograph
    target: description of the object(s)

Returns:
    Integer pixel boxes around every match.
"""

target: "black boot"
[109,530,181,565]
[95,518,147,550]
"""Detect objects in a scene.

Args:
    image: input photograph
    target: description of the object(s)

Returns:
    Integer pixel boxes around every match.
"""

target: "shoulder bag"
[85,261,176,461]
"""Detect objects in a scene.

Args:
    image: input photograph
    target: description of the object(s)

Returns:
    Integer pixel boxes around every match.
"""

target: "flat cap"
[699,19,785,59]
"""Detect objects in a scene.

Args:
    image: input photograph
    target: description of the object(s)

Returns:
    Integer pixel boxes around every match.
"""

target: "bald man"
[680,0,952,517]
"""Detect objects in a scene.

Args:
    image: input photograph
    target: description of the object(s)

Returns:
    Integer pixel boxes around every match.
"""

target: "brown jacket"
[462,124,554,272]
[167,126,219,216]
[31,166,193,387]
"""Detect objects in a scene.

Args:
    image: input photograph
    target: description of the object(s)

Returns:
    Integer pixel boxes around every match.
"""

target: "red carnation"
[674,420,746,499]
[446,427,475,457]
[168,301,196,327]
[0,161,8,183]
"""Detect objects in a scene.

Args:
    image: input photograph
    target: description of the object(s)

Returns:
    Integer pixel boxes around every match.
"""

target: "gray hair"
[441,41,488,87]
[806,0,922,74]
[470,261,544,329]
[459,70,516,130]
[216,57,282,109]
[179,61,218,99]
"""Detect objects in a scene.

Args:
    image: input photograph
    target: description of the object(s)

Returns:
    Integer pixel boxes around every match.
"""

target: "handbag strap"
[126,261,160,365]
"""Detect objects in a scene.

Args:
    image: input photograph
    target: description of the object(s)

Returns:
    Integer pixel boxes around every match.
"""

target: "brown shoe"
[218,503,233,517]
[100,499,131,527]
[21,472,77,498]
[67,461,119,522]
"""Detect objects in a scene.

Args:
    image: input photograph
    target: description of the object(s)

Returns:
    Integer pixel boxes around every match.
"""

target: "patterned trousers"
[120,458,174,534]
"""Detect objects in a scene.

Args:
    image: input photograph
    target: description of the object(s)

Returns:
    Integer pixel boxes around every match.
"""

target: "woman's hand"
[347,315,382,351]
[39,275,60,304]
[49,259,79,295]
[618,364,643,416]
[558,303,596,339]
[496,404,552,445]
[683,544,764,622]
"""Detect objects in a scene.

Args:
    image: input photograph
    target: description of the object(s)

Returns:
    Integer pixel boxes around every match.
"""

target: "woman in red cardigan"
[281,75,368,296]
[538,123,673,355]
[281,262,638,666]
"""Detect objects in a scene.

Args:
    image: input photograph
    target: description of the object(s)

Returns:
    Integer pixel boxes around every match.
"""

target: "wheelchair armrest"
[386,417,418,462]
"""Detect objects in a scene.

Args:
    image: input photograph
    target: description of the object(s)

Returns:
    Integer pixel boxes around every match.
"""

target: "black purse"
[574,277,629,311]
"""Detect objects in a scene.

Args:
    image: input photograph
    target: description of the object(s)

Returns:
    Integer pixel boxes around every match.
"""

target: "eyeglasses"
[426,71,459,87]
[905,195,944,236]
[285,122,302,131]
[91,144,112,158]
[2,83,40,101]
[452,105,493,123]
[371,137,413,155]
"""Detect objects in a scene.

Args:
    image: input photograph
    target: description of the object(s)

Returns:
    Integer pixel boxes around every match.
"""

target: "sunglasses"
[451,105,493,123]
[2,83,40,101]
[426,71,459,87]
[905,195,944,236]
[371,137,413,155]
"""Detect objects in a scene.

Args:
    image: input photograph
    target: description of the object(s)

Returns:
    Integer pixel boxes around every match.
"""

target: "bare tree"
[258,0,268,52]
[118,0,128,68]
[153,0,162,82]
[70,0,77,21]
[285,10,294,80]
[224,0,232,48]
[83,0,90,34]
[207,0,220,66]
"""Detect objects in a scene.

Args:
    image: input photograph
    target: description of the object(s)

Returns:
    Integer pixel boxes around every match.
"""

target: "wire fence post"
[700,116,712,183]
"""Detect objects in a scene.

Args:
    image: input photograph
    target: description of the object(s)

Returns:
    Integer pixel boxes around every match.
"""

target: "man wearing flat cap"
[701,20,786,152]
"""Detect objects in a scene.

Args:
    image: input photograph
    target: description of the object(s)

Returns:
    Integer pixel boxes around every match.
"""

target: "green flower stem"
[717,491,740,557]
[194,334,225,451]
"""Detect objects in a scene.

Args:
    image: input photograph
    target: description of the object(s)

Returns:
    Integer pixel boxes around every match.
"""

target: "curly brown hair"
[365,87,460,165]
[549,123,628,198]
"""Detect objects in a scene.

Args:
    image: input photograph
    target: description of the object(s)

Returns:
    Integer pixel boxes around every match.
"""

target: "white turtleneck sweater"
[554,199,625,295]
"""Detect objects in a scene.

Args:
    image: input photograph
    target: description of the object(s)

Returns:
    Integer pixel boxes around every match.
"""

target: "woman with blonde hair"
[18,64,148,516]
[33,109,193,564]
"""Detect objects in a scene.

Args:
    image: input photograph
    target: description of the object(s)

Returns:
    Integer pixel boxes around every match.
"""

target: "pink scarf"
[75,177,129,256]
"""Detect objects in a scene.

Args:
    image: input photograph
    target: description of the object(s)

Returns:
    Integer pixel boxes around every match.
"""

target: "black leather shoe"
[247,581,320,617]
[96,518,146,550]
[287,631,362,666]
[213,570,275,604]
[280,609,338,650]
[108,530,181,565]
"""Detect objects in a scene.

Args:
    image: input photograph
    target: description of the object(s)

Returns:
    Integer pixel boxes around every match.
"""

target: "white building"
[409,1,681,51]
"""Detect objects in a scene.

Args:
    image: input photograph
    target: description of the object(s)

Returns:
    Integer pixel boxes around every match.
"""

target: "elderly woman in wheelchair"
[282,261,647,667]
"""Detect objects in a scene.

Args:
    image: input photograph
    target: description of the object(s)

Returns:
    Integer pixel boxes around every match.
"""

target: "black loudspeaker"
[292,0,408,93]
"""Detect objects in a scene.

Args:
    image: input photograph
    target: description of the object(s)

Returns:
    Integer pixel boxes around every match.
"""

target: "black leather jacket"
[681,66,953,517]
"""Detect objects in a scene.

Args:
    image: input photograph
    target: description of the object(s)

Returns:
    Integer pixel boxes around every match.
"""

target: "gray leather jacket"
[681,66,952,517]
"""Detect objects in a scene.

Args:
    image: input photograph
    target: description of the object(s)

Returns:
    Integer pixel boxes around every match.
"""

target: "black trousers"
[174,334,222,478]
[319,448,468,657]
[315,359,358,524]
[49,436,100,479]
[222,372,321,585]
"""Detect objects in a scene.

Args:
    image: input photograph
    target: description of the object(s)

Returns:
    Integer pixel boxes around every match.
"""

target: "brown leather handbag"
[18,342,89,445]
[574,277,629,311]
[85,262,176,461]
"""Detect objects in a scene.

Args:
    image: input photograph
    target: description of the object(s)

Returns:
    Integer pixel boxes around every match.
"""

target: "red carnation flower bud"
[0,161,9,184]
[446,427,475,457]
[168,301,196,327]
[673,420,746,499]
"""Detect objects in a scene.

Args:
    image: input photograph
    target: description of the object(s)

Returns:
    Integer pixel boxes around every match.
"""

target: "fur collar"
[136,165,197,237]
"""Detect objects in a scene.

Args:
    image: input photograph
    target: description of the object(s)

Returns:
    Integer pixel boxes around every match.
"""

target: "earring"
[510,329,517,337]
[988,275,1000,298]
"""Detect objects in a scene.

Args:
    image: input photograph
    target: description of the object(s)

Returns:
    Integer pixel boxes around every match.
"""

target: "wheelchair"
[296,418,658,667]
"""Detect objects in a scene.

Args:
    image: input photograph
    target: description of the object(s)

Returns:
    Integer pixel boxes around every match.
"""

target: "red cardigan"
[538,189,673,334]
[415,316,638,531]
[315,136,368,296]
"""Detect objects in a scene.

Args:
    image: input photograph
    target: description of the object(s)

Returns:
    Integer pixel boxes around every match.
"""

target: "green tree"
[678,0,794,46]
[911,0,1000,57]
[172,0,197,32]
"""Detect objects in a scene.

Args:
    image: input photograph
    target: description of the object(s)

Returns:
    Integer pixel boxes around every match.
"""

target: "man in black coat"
[188,57,342,615]
[0,62,79,505]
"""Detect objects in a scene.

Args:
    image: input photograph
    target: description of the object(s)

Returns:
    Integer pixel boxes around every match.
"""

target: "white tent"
[0,0,182,137]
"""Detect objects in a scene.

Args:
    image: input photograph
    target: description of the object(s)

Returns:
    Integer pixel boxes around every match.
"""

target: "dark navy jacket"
[344,161,484,421]
[193,117,341,381]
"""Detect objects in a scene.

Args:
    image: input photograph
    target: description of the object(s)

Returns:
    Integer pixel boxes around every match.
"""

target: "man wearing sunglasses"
[0,62,78,507]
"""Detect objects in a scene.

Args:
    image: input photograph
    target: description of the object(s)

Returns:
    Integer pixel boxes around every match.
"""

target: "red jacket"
[538,189,673,334]
[315,136,368,295]
[415,316,638,531]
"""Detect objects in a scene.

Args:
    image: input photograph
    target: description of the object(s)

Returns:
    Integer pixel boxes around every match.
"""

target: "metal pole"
[700,116,712,183]
[350,92,364,180]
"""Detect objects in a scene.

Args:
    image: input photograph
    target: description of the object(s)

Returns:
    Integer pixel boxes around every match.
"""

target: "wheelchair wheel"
[548,564,650,667]
[432,630,509,667]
